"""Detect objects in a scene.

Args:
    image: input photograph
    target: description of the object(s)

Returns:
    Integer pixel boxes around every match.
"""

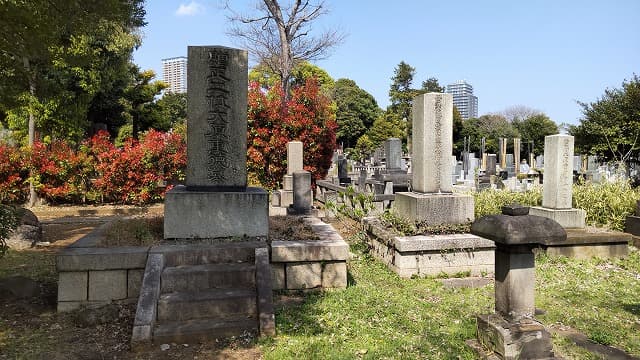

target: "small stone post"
[513,138,521,175]
[289,170,312,214]
[499,137,507,169]
[338,155,351,185]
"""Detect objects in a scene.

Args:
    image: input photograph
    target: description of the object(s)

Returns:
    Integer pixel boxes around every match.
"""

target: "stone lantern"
[469,205,566,359]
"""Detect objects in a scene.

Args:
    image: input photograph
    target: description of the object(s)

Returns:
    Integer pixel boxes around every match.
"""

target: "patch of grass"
[269,216,319,241]
[0,249,56,283]
[101,216,164,247]
[379,210,471,236]
[261,224,494,359]
[535,250,640,356]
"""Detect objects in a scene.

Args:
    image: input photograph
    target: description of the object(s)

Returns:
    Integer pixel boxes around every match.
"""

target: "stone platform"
[164,185,268,240]
[541,227,630,259]
[364,217,495,278]
[393,192,474,225]
[529,206,586,229]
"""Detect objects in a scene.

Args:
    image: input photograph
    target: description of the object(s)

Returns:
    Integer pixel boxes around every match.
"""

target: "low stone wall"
[57,216,349,311]
[363,217,495,278]
[270,218,349,290]
[56,224,149,311]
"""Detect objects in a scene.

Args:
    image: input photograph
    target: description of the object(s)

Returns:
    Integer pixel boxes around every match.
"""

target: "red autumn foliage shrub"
[0,129,186,205]
[0,143,28,203]
[93,129,186,204]
[247,78,337,189]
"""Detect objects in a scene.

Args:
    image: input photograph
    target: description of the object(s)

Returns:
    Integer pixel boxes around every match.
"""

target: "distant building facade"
[445,80,478,120]
[162,56,187,93]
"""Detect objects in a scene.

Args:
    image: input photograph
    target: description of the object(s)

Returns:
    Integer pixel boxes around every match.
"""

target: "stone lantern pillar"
[469,205,566,359]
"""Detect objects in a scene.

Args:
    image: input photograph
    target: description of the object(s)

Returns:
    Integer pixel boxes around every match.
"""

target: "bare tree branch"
[226,0,345,97]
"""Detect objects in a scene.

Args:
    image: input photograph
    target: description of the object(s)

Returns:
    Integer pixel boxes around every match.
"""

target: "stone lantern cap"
[471,204,567,246]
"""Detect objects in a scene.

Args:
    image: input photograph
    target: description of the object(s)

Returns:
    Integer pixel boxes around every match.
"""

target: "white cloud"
[176,1,204,16]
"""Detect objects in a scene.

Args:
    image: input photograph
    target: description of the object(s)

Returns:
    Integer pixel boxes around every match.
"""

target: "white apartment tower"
[162,57,188,93]
[445,80,478,120]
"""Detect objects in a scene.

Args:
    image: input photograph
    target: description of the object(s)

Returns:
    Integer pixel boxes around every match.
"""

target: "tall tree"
[0,0,145,205]
[459,114,519,153]
[249,60,334,93]
[333,78,381,149]
[570,74,640,163]
[123,68,167,139]
[420,77,445,93]
[227,0,345,98]
[388,61,416,122]
[512,113,558,155]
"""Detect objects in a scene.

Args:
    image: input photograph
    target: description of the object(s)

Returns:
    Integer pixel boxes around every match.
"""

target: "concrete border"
[131,253,165,348]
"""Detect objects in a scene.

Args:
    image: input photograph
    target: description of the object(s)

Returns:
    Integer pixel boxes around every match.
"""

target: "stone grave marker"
[530,134,585,228]
[164,46,268,239]
[394,93,474,224]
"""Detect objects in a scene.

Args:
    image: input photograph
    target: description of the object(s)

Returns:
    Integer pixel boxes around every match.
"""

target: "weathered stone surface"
[529,206,586,229]
[185,46,248,190]
[411,93,454,194]
[322,262,347,288]
[58,271,88,303]
[287,141,303,175]
[283,175,293,191]
[255,247,276,336]
[625,215,640,236]
[277,189,293,208]
[132,253,164,345]
[286,263,321,289]
[476,314,555,360]
[127,269,145,299]
[164,186,268,239]
[393,233,494,252]
[292,171,312,211]
[494,248,535,320]
[271,239,349,262]
[471,214,566,246]
[394,192,474,224]
[88,270,127,301]
[542,134,574,209]
[384,138,402,171]
[271,263,285,290]
[546,244,629,259]
[56,246,149,271]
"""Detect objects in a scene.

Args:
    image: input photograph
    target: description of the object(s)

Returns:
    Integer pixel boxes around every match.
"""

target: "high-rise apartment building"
[162,57,188,94]
[445,80,478,120]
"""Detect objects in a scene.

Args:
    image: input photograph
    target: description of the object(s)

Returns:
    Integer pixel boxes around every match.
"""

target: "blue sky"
[133,0,640,125]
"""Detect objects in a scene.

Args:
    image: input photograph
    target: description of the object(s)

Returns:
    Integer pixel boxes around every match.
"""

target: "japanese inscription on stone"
[205,49,231,183]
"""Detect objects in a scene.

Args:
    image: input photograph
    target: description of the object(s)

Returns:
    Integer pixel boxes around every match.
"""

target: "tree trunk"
[23,57,39,207]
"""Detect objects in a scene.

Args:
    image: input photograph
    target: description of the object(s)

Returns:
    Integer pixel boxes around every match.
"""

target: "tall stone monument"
[530,134,586,228]
[164,46,268,240]
[513,138,521,174]
[394,93,474,224]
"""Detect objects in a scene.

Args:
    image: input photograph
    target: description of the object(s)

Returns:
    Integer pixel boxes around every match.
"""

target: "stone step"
[161,263,255,293]
[153,317,258,344]
[152,242,265,267]
[157,288,257,322]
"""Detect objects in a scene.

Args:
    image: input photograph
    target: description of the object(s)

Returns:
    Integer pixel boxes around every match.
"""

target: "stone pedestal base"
[529,207,586,228]
[164,186,268,240]
[283,175,293,191]
[275,189,293,207]
[394,192,474,225]
[474,314,556,360]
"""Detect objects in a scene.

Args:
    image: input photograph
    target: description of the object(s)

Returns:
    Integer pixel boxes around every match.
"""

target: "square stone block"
[529,207,586,228]
[278,190,293,208]
[394,192,474,224]
[271,263,285,290]
[322,262,347,288]
[56,247,149,271]
[127,269,145,299]
[164,186,268,239]
[58,271,88,302]
[286,263,321,289]
[271,239,349,262]
[283,175,293,191]
[88,270,127,301]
